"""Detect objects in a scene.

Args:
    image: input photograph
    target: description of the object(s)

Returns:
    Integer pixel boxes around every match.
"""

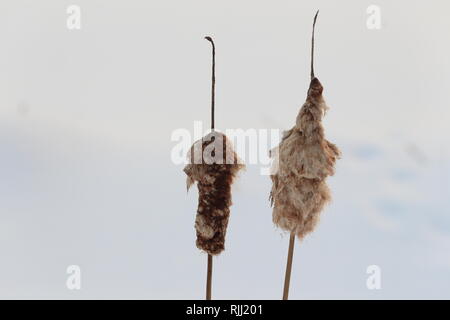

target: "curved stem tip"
[205,36,216,130]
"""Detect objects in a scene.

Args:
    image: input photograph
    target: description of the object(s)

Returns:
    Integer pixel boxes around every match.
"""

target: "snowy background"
[0,0,449,299]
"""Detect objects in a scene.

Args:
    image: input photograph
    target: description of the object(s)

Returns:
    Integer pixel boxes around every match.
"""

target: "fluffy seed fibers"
[270,77,340,239]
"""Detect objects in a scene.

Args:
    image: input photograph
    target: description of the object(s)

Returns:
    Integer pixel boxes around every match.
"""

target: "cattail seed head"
[184,132,244,255]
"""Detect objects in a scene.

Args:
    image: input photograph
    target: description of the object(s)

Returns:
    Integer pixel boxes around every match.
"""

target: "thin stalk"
[205,36,215,130]
[206,254,213,300]
[310,10,319,79]
[282,232,296,300]
[205,36,215,301]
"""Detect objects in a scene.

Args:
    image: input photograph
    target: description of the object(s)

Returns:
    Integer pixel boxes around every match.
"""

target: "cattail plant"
[269,11,341,300]
[184,36,244,300]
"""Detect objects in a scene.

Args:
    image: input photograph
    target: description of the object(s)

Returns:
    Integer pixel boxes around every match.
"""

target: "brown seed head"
[308,77,323,97]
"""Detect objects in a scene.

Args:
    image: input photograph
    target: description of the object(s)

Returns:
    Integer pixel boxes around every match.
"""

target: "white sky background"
[0,0,449,299]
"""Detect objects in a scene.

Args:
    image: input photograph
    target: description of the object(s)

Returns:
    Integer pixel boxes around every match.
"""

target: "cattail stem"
[204,36,216,301]
[310,10,319,80]
[205,36,215,130]
[282,232,296,300]
[206,254,213,300]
